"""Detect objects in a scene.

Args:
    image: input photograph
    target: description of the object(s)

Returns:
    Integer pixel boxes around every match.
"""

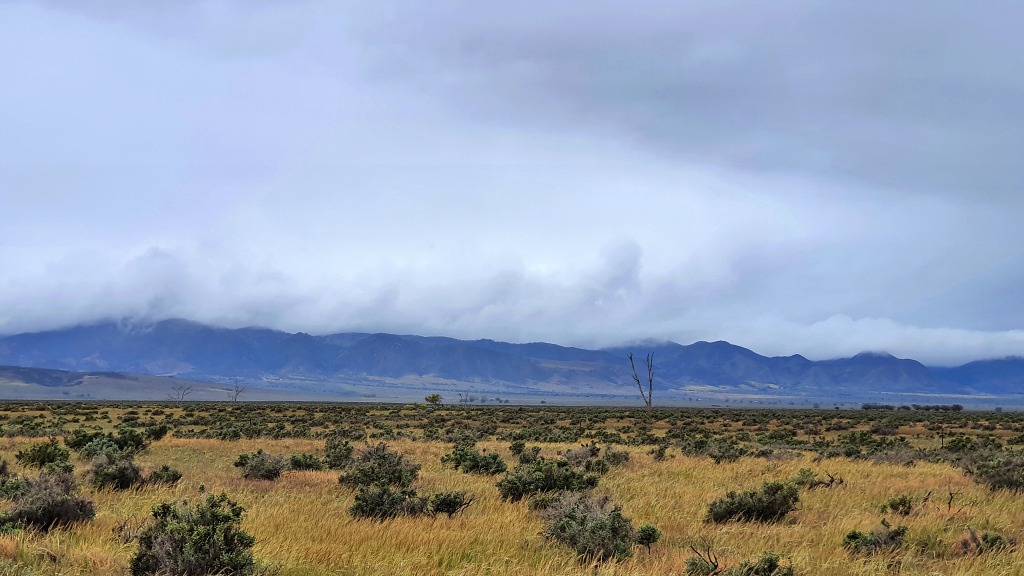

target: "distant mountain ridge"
[0,318,1022,402]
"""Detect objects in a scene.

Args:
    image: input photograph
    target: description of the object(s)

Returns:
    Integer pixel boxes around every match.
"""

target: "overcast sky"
[2,1,1023,365]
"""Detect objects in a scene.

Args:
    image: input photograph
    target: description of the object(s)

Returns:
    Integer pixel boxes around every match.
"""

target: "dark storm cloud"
[2,1,1024,365]
[349,1,1024,199]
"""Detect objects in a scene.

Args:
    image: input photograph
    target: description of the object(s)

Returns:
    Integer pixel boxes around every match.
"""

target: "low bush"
[442,444,507,475]
[148,465,183,485]
[15,438,72,473]
[561,442,600,466]
[706,482,799,523]
[879,494,915,516]
[517,446,542,464]
[234,449,287,481]
[496,458,599,502]
[603,447,631,467]
[339,443,419,489]
[78,437,122,460]
[791,468,843,490]
[0,460,29,500]
[65,429,107,452]
[843,522,908,555]
[130,492,256,576]
[349,485,428,520]
[2,472,95,531]
[429,491,475,518]
[324,436,354,469]
[89,451,144,490]
[541,493,642,562]
[288,453,325,471]
[972,456,1024,493]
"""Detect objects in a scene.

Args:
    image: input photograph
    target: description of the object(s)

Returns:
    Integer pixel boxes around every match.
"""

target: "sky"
[2,1,1024,365]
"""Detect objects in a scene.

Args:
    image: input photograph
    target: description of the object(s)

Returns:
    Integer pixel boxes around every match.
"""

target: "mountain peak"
[852,351,896,360]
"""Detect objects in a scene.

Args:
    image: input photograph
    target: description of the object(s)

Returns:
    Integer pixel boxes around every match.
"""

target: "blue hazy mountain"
[0,319,1021,399]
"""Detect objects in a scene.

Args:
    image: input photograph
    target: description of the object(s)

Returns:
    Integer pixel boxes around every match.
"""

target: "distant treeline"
[861,403,964,412]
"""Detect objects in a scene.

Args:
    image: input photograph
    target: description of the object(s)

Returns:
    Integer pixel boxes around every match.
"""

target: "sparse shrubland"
[0,403,1018,575]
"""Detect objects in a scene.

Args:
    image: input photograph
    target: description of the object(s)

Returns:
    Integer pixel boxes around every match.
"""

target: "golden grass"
[0,437,1022,575]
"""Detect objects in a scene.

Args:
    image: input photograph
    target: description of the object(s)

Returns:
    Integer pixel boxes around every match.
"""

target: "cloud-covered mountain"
[1,319,1022,403]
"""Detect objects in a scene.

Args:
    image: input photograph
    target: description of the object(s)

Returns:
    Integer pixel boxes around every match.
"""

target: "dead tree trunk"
[629,353,654,410]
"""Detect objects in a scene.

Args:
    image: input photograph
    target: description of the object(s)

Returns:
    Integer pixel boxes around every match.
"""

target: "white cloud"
[1,1,1023,365]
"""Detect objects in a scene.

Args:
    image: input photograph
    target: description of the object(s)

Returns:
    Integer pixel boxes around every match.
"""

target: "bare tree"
[228,382,246,402]
[629,353,654,410]
[167,384,193,402]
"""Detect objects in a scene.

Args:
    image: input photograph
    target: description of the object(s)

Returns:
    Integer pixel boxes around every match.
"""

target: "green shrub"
[349,485,428,520]
[972,456,1024,493]
[603,447,631,466]
[113,426,150,454]
[648,444,669,461]
[584,458,611,475]
[78,437,122,460]
[144,424,170,442]
[442,444,508,475]
[89,452,144,490]
[528,490,575,511]
[324,436,354,469]
[65,429,108,451]
[0,475,30,500]
[130,492,256,576]
[541,493,652,562]
[429,491,475,518]
[517,446,542,464]
[15,438,72,473]
[234,449,287,481]
[843,522,907,555]
[0,460,28,500]
[339,443,419,489]
[791,468,818,488]
[496,458,599,502]
[879,494,914,516]
[706,482,799,523]
[288,453,325,471]
[148,465,183,485]
[2,472,94,531]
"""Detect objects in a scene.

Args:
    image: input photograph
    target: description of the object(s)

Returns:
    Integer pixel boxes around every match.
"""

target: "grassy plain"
[0,402,1021,575]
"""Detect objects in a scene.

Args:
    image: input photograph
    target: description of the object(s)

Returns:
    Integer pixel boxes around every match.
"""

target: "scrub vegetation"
[0,401,1020,575]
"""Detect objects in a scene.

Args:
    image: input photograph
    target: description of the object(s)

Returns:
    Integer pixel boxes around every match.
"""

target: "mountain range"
[0,319,1022,405]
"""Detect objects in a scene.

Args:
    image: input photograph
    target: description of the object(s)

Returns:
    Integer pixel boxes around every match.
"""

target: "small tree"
[628,353,654,410]
[424,394,442,406]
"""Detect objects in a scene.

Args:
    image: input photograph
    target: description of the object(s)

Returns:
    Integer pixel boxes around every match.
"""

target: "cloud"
[1,1,1023,366]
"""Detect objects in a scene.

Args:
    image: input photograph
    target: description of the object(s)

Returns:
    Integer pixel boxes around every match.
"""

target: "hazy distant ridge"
[0,319,1022,399]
